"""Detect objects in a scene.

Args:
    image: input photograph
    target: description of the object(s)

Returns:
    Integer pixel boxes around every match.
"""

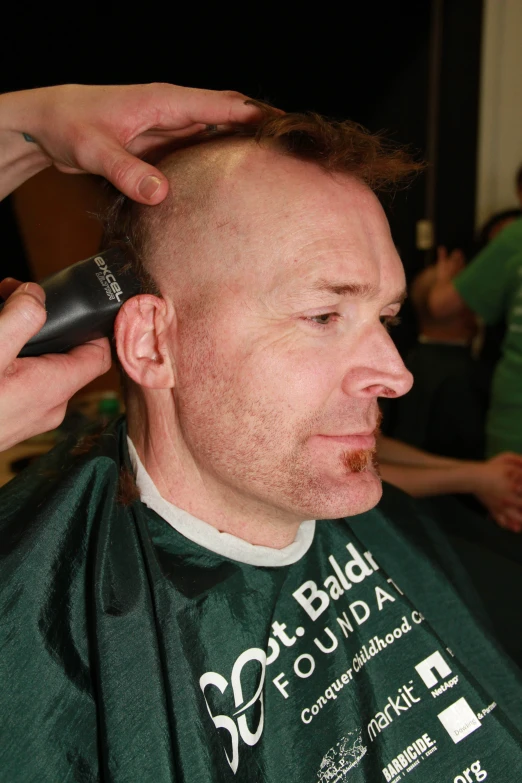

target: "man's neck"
[127,399,303,549]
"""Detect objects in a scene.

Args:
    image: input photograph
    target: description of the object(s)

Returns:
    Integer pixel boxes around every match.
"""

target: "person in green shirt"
[429,219,522,457]
[2,106,522,783]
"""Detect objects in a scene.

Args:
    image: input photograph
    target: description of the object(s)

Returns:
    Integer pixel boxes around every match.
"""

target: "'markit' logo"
[94,256,124,302]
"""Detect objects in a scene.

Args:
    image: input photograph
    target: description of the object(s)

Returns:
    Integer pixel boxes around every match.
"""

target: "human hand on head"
[1,83,267,202]
[473,452,522,533]
[0,278,111,452]
[435,245,466,283]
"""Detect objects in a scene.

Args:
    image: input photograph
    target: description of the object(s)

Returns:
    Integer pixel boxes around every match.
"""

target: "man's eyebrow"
[312,280,377,297]
[391,288,408,305]
[311,279,407,304]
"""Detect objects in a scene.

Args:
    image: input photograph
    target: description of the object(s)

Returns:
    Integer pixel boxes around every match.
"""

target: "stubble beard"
[176,323,383,520]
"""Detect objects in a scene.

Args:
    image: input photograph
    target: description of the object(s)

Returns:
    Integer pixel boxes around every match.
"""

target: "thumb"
[89,139,169,204]
[0,283,47,367]
[449,248,465,267]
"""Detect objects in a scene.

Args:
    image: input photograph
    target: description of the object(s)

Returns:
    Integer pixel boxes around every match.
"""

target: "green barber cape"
[1,419,522,782]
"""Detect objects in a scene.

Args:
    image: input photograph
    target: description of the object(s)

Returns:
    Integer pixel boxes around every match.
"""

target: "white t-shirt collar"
[127,437,316,567]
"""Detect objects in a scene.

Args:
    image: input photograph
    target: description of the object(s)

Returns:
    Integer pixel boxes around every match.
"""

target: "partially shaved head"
[110,109,416,544]
[104,108,421,309]
[138,138,284,302]
[120,139,236,299]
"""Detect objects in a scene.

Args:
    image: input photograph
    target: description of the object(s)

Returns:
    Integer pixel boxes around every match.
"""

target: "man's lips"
[315,433,376,450]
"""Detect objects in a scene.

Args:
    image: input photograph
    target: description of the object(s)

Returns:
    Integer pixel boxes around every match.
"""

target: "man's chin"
[331,467,382,518]
[299,466,383,521]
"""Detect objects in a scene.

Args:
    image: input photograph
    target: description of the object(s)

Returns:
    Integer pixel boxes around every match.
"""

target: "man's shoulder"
[483,217,522,258]
[455,218,522,291]
[0,416,142,634]
[498,216,522,245]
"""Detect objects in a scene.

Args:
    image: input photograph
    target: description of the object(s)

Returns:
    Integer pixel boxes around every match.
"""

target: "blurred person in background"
[387,246,485,461]
[471,164,522,374]
[429,214,522,458]
[399,163,522,462]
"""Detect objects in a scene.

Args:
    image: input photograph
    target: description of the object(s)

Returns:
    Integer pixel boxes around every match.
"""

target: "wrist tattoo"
[22,132,36,143]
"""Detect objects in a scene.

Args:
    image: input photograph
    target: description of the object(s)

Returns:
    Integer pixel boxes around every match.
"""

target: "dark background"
[1,0,483,354]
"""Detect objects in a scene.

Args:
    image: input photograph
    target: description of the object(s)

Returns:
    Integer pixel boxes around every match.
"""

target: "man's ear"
[114,295,175,389]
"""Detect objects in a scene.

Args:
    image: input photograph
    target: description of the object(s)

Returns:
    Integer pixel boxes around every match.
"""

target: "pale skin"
[116,142,413,548]
[411,248,476,342]
[427,245,467,319]
[0,84,263,451]
[378,435,522,532]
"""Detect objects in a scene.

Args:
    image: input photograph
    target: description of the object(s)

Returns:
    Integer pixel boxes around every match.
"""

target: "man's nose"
[341,329,414,399]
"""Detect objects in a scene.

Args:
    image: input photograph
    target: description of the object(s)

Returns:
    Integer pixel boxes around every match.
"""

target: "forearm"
[0,90,51,199]
[377,434,459,469]
[380,461,481,498]
[427,279,465,319]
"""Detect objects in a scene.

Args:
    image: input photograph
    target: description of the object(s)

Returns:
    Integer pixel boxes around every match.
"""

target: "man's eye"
[380,315,402,331]
[308,313,337,326]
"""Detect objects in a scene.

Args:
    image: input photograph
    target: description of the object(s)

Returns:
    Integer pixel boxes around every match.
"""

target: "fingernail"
[138,175,162,200]
[22,282,46,304]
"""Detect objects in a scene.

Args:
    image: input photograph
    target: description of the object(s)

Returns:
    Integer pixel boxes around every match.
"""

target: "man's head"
[109,110,418,534]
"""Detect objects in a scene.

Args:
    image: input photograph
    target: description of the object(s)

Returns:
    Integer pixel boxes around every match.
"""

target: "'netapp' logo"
[94,256,123,302]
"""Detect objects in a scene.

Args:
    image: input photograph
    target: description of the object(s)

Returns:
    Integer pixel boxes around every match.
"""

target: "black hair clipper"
[1,247,142,357]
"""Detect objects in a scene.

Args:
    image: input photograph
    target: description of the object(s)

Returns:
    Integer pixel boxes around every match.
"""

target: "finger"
[84,136,169,205]
[493,513,510,529]
[504,455,522,468]
[11,338,112,413]
[500,502,522,522]
[154,85,267,128]
[504,494,522,513]
[37,338,112,401]
[450,249,465,264]
[141,122,207,140]
[126,124,208,157]
[497,512,522,533]
[507,474,522,492]
[436,246,447,262]
[0,283,47,368]
[496,451,522,461]
[507,489,522,502]
[0,277,22,300]
[491,508,522,532]
[0,340,111,447]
